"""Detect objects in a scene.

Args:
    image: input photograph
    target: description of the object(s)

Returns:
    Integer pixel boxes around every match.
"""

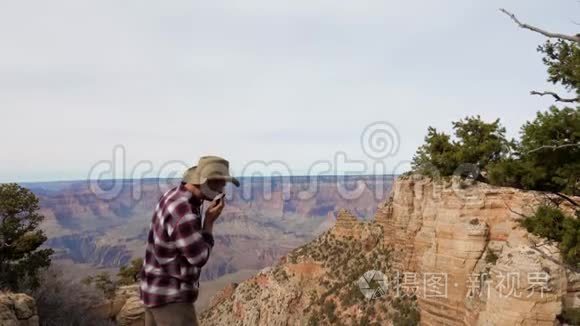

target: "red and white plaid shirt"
[139,183,214,308]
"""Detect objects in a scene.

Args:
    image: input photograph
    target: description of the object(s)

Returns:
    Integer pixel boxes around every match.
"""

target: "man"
[140,156,240,326]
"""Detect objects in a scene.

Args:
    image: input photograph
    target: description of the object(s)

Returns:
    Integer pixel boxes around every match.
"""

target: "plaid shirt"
[139,183,214,308]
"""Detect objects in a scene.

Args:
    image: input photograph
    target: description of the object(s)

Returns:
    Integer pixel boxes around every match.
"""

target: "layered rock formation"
[374,175,579,325]
[45,232,133,267]
[199,210,417,325]
[0,292,39,326]
[86,175,578,325]
[32,176,392,283]
[92,285,144,326]
[102,212,405,325]
[200,175,579,326]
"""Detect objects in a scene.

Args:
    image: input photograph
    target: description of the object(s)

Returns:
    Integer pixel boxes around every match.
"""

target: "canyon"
[27,175,392,283]
[196,175,580,325]
[19,174,580,325]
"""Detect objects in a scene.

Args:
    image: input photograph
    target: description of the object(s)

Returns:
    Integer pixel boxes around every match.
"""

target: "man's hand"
[203,197,225,234]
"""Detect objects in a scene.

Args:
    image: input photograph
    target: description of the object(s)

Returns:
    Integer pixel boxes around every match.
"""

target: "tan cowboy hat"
[182,156,240,187]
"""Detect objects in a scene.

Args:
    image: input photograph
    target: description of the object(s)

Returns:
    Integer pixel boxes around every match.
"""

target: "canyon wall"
[97,175,578,325]
[375,175,579,325]
[31,176,391,285]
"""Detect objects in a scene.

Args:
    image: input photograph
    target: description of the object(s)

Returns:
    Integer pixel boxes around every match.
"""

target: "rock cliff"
[92,284,144,326]
[99,175,578,325]
[0,292,39,326]
[200,175,579,326]
[374,175,579,325]
[200,209,417,325]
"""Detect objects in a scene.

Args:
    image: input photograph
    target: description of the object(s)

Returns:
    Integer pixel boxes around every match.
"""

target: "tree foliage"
[82,271,117,299]
[81,257,142,301]
[413,25,580,197]
[560,307,580,325]
[538,40,580,98]
[117,257,143,286]
[412,116,510,179]
[0,183,53,292]
[488,107,580,195]
[520,205,580,268]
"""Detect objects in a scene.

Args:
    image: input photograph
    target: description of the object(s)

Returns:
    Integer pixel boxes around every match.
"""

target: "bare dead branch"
[530,243,580,273]
[552,192,580,207]
[502,197,530,219]
[530,90,580,103]
[500,9,580,43]
[523,142,580,154]
[541,192,563,207]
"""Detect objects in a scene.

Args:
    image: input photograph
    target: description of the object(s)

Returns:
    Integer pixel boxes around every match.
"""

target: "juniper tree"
[0,183,53,291]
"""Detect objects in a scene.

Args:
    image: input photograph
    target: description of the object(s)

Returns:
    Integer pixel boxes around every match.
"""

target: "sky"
[0,0,578,182]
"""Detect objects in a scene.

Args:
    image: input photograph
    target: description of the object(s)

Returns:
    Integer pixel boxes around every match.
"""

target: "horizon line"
[15,174,400,185]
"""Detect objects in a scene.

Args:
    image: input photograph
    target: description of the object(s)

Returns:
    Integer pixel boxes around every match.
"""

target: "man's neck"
[189,194,203,207]
[183,182,204,206]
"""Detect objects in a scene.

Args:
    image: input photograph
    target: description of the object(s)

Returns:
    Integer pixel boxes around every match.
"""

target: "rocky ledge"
[0,292,39,326]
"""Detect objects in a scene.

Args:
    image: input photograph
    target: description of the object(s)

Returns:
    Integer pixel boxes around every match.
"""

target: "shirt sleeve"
[170,201,214,268]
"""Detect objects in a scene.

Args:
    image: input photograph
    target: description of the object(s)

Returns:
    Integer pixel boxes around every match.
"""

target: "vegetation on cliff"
[411,10,579,274]
[201,219,419,325]
[520,205,580,268]
[410,13,580,323]
[0,184,127,325]
[0,183,53,292]
[411,116,510,179]
[81,257,143,299]
[293,226,397,325]
[116,257,143,286]
[411,107,579,197]
[488,107,579,197]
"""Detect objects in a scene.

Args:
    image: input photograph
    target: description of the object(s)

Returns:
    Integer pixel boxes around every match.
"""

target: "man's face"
[201,179,226,200]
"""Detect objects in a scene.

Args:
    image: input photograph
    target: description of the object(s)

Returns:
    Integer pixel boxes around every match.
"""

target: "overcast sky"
[1,0,578,182]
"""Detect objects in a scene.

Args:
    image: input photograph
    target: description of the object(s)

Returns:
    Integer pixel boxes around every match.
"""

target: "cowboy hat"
[182,156,240,187]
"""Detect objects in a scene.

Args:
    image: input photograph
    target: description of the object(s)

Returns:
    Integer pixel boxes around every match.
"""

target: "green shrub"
[520,205,566,241]
[323,300,337,323]
[521,205,580,268]
[82,272,117,299]
[560,307,580,325]
[489,107,579,196]
[412,116,510,179]
[392,297,420,326]
[560,217,580,268]
[117,257,143,286]
[307,314,320,326]
[558,308,580,325]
